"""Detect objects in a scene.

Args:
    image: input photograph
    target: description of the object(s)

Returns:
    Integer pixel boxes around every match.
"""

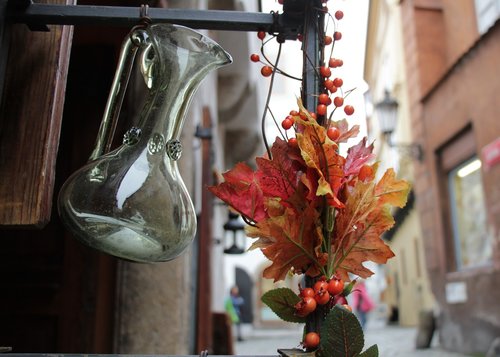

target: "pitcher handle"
[89,26,149,161]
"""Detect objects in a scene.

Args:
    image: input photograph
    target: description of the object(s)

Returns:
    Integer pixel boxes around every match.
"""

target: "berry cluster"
[276,107,346,152]
[250,3,356,155]
[294,276,352,350]
[295,277,348,317]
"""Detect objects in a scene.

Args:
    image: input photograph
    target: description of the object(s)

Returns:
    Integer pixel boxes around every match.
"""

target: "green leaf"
[358,344,379,357]
[261,287,306,323]
[342,279,357,297]
[319,305,364,357]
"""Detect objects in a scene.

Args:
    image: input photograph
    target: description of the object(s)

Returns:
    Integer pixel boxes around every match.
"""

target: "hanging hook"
[139,4,152,26]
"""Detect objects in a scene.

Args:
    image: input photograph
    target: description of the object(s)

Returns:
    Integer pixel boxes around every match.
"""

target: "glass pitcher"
[58,23,232,262]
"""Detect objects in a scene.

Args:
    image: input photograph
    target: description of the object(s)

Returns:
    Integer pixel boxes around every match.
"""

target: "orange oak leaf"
[375,168,411,207]
[247,203,325,282]
[331,170,410,281]
[296,119,345,208]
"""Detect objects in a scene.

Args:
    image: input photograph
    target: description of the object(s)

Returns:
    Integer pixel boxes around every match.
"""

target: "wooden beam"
[0,0,75,226]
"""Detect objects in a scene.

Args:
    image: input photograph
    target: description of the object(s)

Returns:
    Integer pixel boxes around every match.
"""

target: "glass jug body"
[58,24,232,262]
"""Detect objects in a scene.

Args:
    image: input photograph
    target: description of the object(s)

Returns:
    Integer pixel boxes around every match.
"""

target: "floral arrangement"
[210,2,410,356]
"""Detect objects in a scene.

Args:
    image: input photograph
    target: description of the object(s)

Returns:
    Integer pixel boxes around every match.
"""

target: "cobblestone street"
[235,319,473,356]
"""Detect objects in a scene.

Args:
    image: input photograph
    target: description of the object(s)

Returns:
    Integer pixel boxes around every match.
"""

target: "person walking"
[351,280,375,330]
[225,285,245,341]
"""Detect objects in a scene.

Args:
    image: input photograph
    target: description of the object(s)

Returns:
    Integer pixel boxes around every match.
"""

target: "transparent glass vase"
[58,23,232,262]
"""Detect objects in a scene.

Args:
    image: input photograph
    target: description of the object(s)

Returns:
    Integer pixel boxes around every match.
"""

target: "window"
[475,0,500,34]
[448,156,492,269]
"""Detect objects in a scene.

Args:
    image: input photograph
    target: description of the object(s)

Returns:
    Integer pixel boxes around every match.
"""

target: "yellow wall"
[383,211,435,326]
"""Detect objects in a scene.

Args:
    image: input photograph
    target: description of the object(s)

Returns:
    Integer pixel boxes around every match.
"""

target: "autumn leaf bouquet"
[209,99,409,355]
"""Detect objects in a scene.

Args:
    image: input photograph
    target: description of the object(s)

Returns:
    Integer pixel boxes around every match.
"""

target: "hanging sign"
[482,137,500,170]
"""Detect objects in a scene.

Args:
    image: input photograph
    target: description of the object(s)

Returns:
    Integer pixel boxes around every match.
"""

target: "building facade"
[370,0,500,354]
[364,0,436,328]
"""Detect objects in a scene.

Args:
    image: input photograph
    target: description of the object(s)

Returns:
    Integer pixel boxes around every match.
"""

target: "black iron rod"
[7,3,275,31]
[302,0,325,336]
[301,1,323,117]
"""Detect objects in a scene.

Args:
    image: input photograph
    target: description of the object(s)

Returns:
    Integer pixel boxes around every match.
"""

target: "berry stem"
[260,42,284,159]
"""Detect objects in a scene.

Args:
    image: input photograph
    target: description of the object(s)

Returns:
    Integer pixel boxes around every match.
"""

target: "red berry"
[333,77,343,87]
[324,79,334,91]
[327,278,344,296]
[318,93,330,105]
[327,127,341,141]
[295,296,317,317]
[289,110,299,116]
[324,35,333,45]
[314,280,329,293]
[344,105,355,115]
[250,53,260,62]
[328,58,336,68]
[257,31,266,40]
[329,58,343,68]
[319,66,331,78]
[278,0,284,4]
[315,290,330,305]
[300,287,315,298]
[334,31,342,40]
[288,138,298,147]
[333,96,344,107]
[281,117,294,130]
[317,104,327,116]
[261,65,273,77]
[303,332,320,350]
[335,10,344,20]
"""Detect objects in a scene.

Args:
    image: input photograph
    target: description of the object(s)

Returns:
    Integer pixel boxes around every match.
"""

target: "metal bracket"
[6,0,48,31]
[6,2,274,32]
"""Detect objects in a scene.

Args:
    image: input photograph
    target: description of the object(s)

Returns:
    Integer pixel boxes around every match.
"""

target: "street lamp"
[375,90,423,162]
[223,211,246,254]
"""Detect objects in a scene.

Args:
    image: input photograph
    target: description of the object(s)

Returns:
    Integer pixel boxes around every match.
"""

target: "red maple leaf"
[330,118,360,143]
[208,162,266,222]
[343,137,375,178]
[256,137,304,202]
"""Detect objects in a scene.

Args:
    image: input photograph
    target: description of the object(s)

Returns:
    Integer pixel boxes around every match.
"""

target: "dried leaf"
[344,138,375,178]
[247,203,324,282]
[296,119,345,207]
[375,168,411,207]
[332,169,409,280]
[208,162,266,222]
[331,118,361,143]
